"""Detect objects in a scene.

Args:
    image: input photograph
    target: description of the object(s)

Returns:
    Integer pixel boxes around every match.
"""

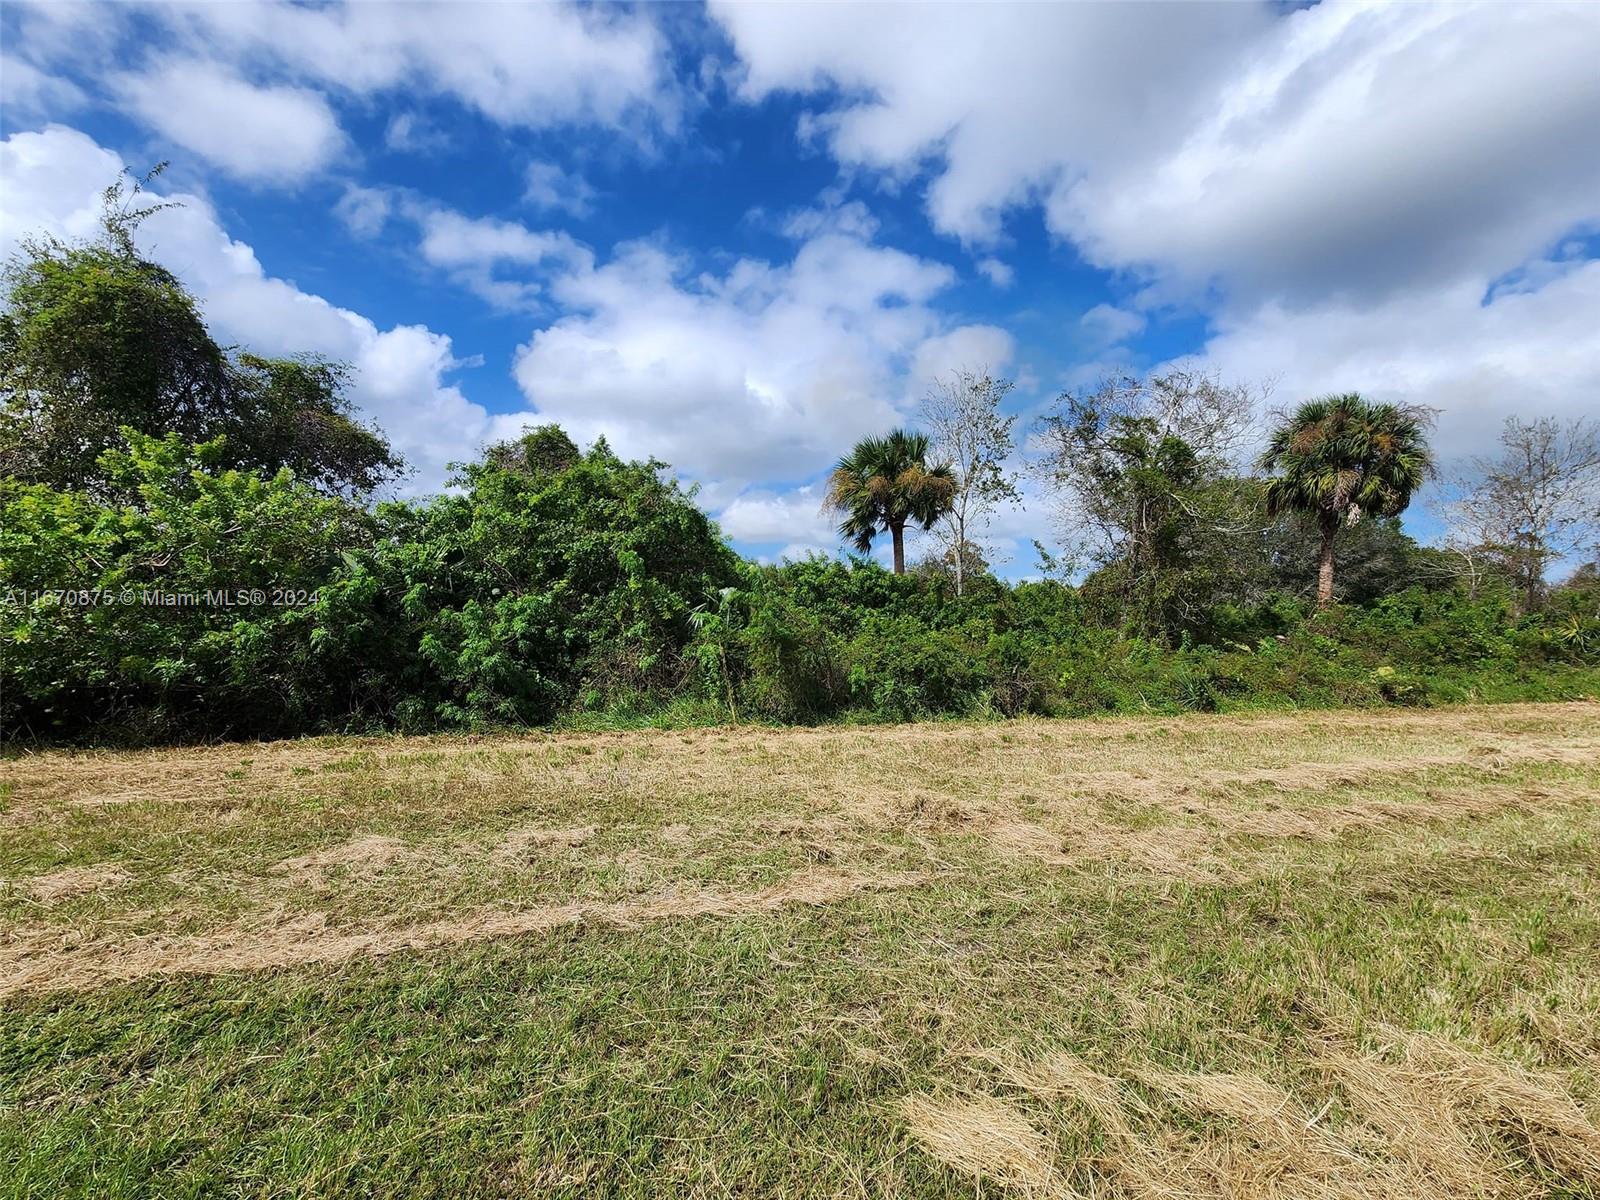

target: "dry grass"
[4,702,1598,998]
[3,702,1599,1197]
[919,1033,1600,1199]
[12,862,132,903]
[0,867,922,998]
[899,1094,1065,1197]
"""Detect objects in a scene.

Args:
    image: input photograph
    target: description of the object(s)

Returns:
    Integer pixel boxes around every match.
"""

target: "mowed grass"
[2,704,1599,1198]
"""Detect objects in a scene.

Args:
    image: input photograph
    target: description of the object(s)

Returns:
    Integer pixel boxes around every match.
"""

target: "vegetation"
[826,429,956,576]
[3,705,1598,1195]
[918,369,1019,595]
[2,183,1597,746]
[1441,415,1600,611]
[3,176,1599,1200]
[0,171,401,497]
[1258,394,1434,607]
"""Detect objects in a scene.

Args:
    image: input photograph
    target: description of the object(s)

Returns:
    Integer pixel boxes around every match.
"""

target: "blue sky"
[3,1,1598,573]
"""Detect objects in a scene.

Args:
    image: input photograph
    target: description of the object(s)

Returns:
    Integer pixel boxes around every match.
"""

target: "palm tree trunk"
[1316,515,1337,607]
[891,522,906,574]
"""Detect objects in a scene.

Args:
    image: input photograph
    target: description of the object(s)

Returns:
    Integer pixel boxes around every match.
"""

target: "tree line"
[2,180,1597,742]
[831,366,1597,621]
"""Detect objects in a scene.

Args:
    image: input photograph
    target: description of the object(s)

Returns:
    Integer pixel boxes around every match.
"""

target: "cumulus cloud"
[152,0,676,135]
[511,226,986,496]
[718,487,836,554]
[713,0,1265,246]
[523,161,596,218]
[1079,304,1145,348]
[383,111,451,155]
[0,125,516,491]
[909,325,1016,391]
[334,184,393,239]
[333,184,595,310]
[1178,261,1600,464]
[113,57,346,184]
[713,0,1600,478]
[414,209,592,310]
[713,1,1600,305]
[976,258,1014,288]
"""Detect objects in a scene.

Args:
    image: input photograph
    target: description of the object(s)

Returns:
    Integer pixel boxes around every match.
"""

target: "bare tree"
[1442,416,1600,610]
[917,368,1019,595]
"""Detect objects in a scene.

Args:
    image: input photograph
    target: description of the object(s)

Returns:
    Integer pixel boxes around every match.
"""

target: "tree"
[484,424,581,478]
[1258,393,1432,607]
[1262,511,1438,605]
[917,368,1019,595]
[825,429,955,574]
[0,169,401,496]
[1440,416,1600,611]
[1036,371,1263,633]
[0,429,371,738]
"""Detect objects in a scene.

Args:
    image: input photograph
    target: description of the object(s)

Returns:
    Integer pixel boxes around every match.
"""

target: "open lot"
[3,703,1600,1198]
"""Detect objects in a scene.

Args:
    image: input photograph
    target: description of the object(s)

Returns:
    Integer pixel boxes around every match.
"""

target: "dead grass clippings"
[270,835,409,886]
[495,825,597,861]
[15,863,132,903]
[899,1092,1067,1197]
[0,866,925,999]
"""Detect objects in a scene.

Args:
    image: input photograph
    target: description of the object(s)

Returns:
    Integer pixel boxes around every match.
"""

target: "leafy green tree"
[1040,403,1241,635]
[483,424,581,478]
[359,433,741,727]
[0,171,400,495]
[825,429,955,574]
[1259,394,1432,606]
[0,429,369,738]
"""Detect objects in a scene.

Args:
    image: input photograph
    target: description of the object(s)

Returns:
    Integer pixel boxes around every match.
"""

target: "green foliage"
[0,181,400,496]
[336,435,740,729]
[1259,394,1433,604]
[1,430,367,738]
[3,422,1594,745]
[825,429,954,573]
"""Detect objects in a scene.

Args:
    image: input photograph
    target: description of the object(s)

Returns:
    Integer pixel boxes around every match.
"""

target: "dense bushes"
[2,427,738,739]
[3,426,1597,743]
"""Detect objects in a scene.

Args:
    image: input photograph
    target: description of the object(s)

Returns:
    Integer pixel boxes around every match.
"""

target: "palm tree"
[1259,393,1432,607]
[826,429,955,574]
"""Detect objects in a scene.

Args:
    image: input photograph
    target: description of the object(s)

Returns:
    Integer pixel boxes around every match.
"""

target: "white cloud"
[0,125,521,492]
[523,161,596,217]
[713,0,1266,246]
[1179,262,1600,465]
[113,57,345,184]
[383,111,451,155]
[1053,3,1600,302]
[909,325,1016,392]
[718,487,835,548]
[1079,303,1145,347]
[714,1,1600,305]
[0,53,86,121]
[976,258,1014,288]
[334,185,392,239]
[155,0,676,135]
[413,209,593,311]
[713,0,1600,477]
[780,197,879,241]
[512,228,963,490]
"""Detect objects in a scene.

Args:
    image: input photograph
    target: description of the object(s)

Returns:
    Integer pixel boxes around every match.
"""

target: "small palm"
[826,429,955,574]
[1259,393,1432,605]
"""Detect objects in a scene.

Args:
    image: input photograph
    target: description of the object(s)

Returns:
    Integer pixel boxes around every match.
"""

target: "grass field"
[3,703,1600,1198]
